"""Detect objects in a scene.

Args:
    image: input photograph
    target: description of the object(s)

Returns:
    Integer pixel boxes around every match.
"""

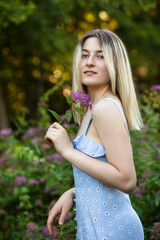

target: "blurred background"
[0,0,160,129]
[0,1,160,240]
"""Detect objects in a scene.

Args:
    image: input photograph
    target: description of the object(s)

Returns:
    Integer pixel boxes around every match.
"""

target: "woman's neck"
[87,85,113,105]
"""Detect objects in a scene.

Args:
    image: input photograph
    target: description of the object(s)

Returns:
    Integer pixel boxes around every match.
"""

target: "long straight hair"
[72,29,143,130]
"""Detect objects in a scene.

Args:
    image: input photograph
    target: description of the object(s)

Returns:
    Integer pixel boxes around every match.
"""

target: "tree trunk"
[0,80,9,130]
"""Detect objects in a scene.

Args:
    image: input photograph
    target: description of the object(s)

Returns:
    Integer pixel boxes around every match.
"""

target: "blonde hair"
[72,29,143,130]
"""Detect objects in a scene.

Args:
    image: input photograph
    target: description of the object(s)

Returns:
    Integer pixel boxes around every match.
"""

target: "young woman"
[45,29,144,240]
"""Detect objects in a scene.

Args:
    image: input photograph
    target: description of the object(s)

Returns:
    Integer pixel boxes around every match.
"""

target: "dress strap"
[103,97,130,138]
[83,97,130,139]
[83,113,93,136]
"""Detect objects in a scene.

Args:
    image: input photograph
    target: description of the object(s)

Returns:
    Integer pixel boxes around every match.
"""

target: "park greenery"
[0,0,160,239]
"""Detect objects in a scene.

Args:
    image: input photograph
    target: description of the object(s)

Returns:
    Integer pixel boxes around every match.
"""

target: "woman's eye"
[97,55,104,59]
[82,54,88,58]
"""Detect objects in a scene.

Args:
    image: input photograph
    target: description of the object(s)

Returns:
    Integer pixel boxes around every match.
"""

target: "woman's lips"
[84,71,97,76]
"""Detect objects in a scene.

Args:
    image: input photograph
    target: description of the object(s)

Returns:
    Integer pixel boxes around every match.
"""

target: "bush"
[0,122,77,240]
[0,88,159,240]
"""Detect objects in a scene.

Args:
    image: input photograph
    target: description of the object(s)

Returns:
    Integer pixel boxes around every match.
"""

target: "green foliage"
[48,109,61,122]
[129,89,160,239]
[66,110,73,123]
[0,120,76,239]
[0,0,36,27]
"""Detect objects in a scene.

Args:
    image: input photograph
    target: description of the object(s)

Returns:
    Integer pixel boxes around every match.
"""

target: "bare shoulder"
[92,97,123,122]
[92,97,129,140]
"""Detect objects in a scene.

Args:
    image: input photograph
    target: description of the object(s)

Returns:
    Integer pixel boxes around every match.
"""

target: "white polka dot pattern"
[71,98,144,240]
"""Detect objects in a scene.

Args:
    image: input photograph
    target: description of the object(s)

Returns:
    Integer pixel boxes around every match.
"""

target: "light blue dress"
[71,98,144,240]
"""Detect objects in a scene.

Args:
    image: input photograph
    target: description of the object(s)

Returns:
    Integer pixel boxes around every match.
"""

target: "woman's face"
[80,37,110,88]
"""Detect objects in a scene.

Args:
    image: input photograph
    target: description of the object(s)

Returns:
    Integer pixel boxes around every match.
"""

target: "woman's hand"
[44,122,73,158]
[47,188,75,236]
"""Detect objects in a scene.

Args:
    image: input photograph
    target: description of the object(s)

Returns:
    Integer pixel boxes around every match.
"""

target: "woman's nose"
[86,56,95,67]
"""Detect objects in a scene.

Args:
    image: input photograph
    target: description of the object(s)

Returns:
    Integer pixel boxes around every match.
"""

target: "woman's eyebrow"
[82,49,103,53]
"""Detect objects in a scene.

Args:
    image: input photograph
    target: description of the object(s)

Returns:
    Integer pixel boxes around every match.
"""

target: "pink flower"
[152,85,160,90]
[0,128,12,136]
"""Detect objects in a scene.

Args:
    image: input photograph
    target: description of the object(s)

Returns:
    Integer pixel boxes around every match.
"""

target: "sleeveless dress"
[71,98,144,240]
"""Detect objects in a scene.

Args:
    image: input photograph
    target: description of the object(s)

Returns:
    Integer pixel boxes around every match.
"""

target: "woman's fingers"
[58,207,69,225]
[47,209,59,235]
[44,128,57,143]
[50,122,63,129]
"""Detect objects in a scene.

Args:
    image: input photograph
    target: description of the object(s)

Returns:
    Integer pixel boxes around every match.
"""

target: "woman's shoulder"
[92,95,129,136]
[92,95,123,116]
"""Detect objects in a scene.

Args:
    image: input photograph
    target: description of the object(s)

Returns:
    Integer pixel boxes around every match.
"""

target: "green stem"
[58,101,79,124]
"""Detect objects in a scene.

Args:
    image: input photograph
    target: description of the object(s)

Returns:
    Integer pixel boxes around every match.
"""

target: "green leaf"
[48,109,61,122]
[65,94,74,106]
[74,107,85,115]
[66,110,72,123]
[155,189,160,206]
[65,94,71,101]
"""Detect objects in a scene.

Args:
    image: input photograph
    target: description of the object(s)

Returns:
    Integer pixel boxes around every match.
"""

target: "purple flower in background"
[22,126,43,140]
[15,176,27,186]
[41,226,57,238]
[141,151,147,154]
[60,114,67,121]
[40,143,51,150]
[44,185,52,194]
[29,179,39,186]
[132,181,146,198]
[150,222,160,239]
[139,183,146,193]
[152,85,160,90]
[0,154,11,164]
[27,223,38,236]
[0,209,5,215]
[22,237,28,240]
[40,178,45,183]
[65,213,73,221]
[45,153,63,162]
[72,90,92,108]
[31,137,43,144]
[142,170,152,180]
[27,127,42,136]
[132,187,142,198]
[41,226,50,236]
[34,199,43,206]
[142,124,149,132]
[0,128,12,136]
[0,178,4,184]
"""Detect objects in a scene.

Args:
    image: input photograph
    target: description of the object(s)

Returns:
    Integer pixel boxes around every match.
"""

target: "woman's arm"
[45,101,136,193]
[47,187,75,236]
